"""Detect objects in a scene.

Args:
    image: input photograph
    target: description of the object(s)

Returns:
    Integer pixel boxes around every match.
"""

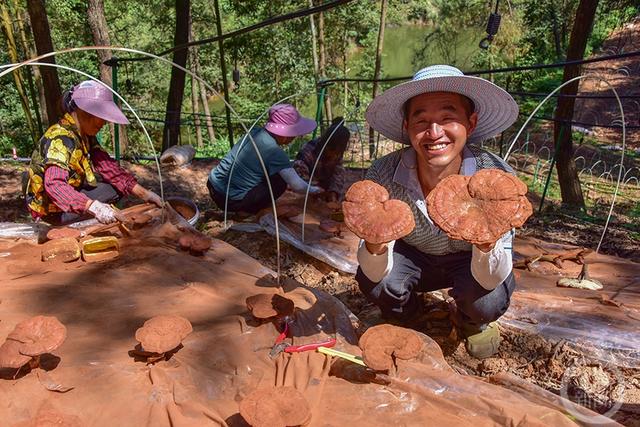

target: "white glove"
[132,184,164,207]
[141,189,164,207]
[309,185,324,194]
[87,200,118,224]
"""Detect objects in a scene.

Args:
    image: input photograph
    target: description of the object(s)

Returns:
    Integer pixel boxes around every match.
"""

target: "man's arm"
[357,239,395,282]
[470,230,514,290]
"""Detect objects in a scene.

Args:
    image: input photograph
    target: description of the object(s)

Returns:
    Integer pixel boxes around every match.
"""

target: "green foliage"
[0,0,638,158]
[195,136,232,159]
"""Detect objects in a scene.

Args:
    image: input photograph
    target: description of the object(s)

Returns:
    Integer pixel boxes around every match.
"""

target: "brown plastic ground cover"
[427,169,533,246]
[359,325,423,371]
[134,315,192,354]
[11,403,83,427]
[0,222,606,426]
[239,386,311,427]
[342,180,415,244]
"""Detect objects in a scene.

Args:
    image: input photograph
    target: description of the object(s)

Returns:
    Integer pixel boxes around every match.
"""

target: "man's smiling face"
[403,91,478,170]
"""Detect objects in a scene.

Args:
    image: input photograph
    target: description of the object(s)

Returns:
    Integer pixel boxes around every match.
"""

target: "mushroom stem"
[29,354,41,370]
[577,263,590,281]
[13,364,23,380]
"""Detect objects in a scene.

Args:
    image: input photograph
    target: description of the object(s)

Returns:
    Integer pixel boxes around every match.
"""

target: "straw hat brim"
[365,75,519,144]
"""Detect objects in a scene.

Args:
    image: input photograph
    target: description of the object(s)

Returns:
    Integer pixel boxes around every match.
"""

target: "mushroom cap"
[319,219,344,234]
[7,316,67,357]
[41,238,81,263]
[0,339,31,369]
[178,233,212,254]
[178,234,194,250]
[135,315,192,354]
[190,235,212,253]
[427,169,533,246]
[342,180,415,244]
[283,287,317,311]
[275,205,301,219]
[239,386,311,427]
[245,294,295,319]
[131,213,153,225]
[46,227,81,241]
[359,325,423,371]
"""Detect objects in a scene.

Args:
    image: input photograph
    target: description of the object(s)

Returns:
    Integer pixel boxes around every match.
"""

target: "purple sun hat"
[71,80,129,124]
[264,104,316,137]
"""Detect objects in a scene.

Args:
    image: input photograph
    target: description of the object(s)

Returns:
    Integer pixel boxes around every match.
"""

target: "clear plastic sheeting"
[232,191,360,273]
[505,237,640,368]
[258,211,358,274]
[0,222,50,243]
[0,220,607,426]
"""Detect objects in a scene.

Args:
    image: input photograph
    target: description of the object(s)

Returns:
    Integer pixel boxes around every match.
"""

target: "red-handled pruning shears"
[269,320,337,358]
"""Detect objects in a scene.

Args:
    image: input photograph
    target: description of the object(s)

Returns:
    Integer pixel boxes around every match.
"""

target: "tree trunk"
[191,48,215,142]
[13,0,43,134]
[187,23,202,148]
[26,0,62,125]
[20,6,48,126]
[86,0,129,154]
[369,0,388,158]
[190,74,203,148]
[213,0,233,147]
[553,0,598,209]
[162,0,190,151]
[550,4,562,60]
[1,2,39,144]
[308,0,319,80]
[317,2,332,124]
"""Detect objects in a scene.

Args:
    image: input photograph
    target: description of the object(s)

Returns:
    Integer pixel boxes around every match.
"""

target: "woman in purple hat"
[25,80,163,225]
[207,103,322,215]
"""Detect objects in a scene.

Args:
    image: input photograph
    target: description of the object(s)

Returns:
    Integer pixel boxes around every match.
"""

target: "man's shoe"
[462,322,501,359]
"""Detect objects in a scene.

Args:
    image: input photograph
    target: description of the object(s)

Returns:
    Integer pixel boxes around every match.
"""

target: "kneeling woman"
[25,80,162,225]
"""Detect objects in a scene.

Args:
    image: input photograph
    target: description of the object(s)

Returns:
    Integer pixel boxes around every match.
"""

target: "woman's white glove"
[87,200,117,224]
[132,184,164,207]
[140,189,163,207]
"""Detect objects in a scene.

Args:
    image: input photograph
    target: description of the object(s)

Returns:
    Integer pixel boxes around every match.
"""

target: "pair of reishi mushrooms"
[342,168,532,246]
[0,314,193,372]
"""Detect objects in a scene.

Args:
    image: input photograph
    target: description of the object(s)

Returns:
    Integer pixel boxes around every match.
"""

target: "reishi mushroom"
[46,227,81,241]
[427,169,533,246]
[358,324,423,371]
[342,180,415,244]
[177,232,212,255]
[134,315,192,355]
[0,316,67,372]
[318,219,347,236]
[239,386,311,427]
[246,294,295,319]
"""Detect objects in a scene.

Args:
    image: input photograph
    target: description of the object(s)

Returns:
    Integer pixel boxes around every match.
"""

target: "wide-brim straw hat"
[365,64,518,144]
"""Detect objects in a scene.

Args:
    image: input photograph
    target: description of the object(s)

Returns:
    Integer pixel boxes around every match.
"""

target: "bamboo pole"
[0,3,39,144]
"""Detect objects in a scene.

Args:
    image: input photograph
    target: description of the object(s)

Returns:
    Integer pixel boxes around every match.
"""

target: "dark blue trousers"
[355,239,516,328]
